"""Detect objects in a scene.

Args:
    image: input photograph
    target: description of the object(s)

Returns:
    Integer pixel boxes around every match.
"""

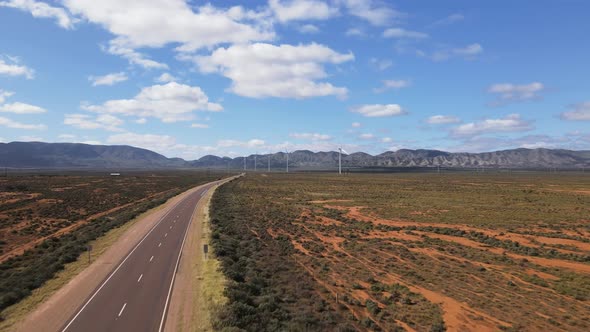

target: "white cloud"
[105,41,168,69]
[191,123,209,129]
[450,114,533,137]
[488,82,545,105]
[454,43,483,56]
[358,133,375,140]
[82,82,222,123]
[289,132,332,141]
[135,118,147,124]
[368,57,392,71]
[155,73,178,83]
[106,132,219,159]
[107,132,178,150]
[217,139,265,148]
[58,134,76,140]
[298,24,320,34]
[0,102,46,114]
[0,0,77,29]
[351,122,361,128]
[0,55,34,79]
[429,13,464,27]
[0,90,15,104]
[430,43,483,61]
[81,140,102,145]
[62,1,274,53]
[0,90,46,114]
[105,133,274,159]
[383,28,428,39]
[89,72,128,86]
[64,114,124,131]
[269,0,338,22]
[0,116,46,130]
[345,28,365,37]
[447,134,578,153]
[193,42,353,99]
[427,115,461,124]
[18,135,43,141]
[561,102,590,121]
[351,104,406,117]
[340,0,402,26]
[381,137,392,143]
[374,79,410,93]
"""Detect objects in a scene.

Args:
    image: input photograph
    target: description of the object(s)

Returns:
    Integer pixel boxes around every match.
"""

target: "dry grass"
[190,186,228,332]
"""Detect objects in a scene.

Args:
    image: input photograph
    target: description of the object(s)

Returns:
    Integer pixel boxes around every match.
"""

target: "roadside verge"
[164,176,238,332]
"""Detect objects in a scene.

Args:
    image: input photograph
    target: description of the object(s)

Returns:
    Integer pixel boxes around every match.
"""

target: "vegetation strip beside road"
[208,175,356,331]
[164,176,240,332]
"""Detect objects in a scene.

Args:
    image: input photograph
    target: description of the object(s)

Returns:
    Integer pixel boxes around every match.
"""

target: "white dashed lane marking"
[118,303,127,317]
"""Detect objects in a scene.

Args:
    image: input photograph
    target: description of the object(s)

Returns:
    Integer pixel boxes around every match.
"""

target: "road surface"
[59,183,215,332]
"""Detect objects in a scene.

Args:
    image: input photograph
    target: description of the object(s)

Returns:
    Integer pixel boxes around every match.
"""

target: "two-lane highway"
[60,184,214,332]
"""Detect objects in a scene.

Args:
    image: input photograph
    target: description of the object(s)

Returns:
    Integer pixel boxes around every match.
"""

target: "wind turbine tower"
[243,156,246,171]
[286,150,289,173]
[254,152,257,172]
[338,147,348,175]
[268,153,271,172]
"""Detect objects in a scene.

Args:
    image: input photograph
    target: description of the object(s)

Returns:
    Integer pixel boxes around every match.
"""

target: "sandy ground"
[13,184,211,332]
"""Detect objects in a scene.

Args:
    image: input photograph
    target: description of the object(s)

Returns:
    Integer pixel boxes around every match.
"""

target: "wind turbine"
[338,147,348,175]
[285,149,289,173]
[243,155,246,171]
[267,152,271,172]
[254,151,257,172]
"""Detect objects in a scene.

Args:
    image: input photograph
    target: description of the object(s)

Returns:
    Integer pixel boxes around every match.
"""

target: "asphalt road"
[60,183,214,332]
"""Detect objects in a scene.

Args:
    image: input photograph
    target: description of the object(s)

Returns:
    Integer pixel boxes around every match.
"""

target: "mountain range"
[1,141,589,169]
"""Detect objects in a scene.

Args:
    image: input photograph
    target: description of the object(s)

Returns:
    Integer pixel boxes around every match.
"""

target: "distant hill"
[1,142,589,169]
[0,142,186,168]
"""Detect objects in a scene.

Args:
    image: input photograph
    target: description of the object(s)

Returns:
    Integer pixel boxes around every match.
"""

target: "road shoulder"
[165,179,232,332]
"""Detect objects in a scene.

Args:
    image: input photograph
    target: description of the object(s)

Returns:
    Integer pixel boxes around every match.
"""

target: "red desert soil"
[325,204,590,273]
[533,236,590,252]
[544,188,590,195]
[291,219,509,331]
[291,240,311,256]
[0,189,174,264]
[371,269,507,331]
[309,199,353,204]
[415,232,590,274]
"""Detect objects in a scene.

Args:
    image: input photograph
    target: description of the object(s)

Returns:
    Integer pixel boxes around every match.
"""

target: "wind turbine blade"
[340,148,349,155]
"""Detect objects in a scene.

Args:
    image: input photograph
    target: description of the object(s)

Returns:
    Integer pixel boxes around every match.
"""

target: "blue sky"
[0,0,589,159]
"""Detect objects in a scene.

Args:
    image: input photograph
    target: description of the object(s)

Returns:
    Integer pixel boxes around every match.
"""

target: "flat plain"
[0,171,224,316]
[210,172,590,331]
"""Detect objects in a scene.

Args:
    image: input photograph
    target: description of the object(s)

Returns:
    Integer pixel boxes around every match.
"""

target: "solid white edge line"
[60,186,201,332]
[157,185,211,332]
[118,303,127,317]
